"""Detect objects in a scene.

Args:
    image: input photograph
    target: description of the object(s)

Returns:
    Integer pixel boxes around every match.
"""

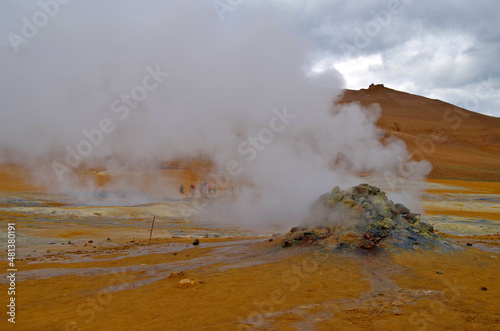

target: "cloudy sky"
[266,0,499,116]
[2,0,499,116]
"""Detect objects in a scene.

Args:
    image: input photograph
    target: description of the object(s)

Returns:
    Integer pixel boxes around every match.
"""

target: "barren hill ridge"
[339,84,500,180]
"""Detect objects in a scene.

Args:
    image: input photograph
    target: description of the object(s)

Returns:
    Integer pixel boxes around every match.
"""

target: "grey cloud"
[273,0,500,115]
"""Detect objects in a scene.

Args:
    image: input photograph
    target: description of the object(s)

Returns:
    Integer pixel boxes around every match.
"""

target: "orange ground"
[1,235,499,330]
[0,174,499,330]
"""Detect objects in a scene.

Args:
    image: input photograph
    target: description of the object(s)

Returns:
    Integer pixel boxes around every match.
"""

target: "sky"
[1,0,499,116]
[266,0,499,117]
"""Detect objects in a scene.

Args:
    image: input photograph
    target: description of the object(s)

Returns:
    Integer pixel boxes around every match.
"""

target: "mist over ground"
[0,1,431,228]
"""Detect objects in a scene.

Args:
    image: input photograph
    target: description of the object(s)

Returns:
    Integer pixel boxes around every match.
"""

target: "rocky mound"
[282,184,453,251]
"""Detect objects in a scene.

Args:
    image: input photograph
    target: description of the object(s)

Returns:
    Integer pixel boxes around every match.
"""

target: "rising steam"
[0,1,431,229]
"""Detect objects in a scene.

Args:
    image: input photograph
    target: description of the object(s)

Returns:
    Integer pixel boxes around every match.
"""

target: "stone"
[370,195,393,218]
[294,233,304,241]
[352,205,367,216]
[326,190,343,206]
[404,213,421,224]
[179,279,200,285]
[193,238,200,246]
[316,228,329,238]
[352,185,369,195]
[367,185,380,195]
[436,270,443,274]
[360,239,375,249]
[419,222,434,233]
[280,184,449,251]
[361,202,374,211]
[342,198,357,208]
[392,203,410,215]
[378,218,396,230]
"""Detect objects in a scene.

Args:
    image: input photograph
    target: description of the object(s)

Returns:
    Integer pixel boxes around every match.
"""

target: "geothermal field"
[1,1,500,331]
[1,166,499,330]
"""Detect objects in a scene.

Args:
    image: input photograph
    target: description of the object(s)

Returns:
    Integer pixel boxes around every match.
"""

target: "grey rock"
[392,203,410,215]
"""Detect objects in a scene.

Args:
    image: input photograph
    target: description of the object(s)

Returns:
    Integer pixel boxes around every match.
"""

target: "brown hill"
[338,84,500,180]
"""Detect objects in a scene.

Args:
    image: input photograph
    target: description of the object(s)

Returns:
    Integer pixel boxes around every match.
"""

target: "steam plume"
[0,1,431,229]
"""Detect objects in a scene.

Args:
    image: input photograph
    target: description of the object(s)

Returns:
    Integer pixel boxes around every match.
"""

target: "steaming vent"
[281,183,453,251]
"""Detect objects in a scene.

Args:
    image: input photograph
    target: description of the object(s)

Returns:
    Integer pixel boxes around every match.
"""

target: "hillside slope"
[339,84,500,180]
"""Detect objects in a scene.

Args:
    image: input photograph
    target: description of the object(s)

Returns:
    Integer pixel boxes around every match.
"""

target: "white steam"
[0,1,431,229]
